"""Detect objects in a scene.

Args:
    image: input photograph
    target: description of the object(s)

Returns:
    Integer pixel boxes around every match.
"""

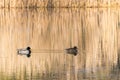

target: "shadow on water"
[109,49,120,80]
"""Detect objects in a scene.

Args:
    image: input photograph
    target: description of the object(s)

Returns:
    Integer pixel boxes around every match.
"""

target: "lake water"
[0,8,120,80]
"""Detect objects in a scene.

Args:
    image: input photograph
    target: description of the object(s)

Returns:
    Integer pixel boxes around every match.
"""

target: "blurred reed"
[0,8,119,79]
[0,0,120,8]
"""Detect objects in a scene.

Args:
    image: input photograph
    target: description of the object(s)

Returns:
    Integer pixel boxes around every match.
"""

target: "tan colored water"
[0,8,119,80]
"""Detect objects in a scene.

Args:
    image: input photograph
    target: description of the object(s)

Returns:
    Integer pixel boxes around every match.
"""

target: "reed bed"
[0,0,120,8]
[0,9,120,80]
[0,8,119,79]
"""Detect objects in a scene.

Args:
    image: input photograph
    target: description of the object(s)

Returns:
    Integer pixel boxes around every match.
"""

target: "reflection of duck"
[17,47,31,57]
[65,46,78,56]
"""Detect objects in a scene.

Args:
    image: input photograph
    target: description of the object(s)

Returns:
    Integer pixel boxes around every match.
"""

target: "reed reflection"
[0,8,119,80]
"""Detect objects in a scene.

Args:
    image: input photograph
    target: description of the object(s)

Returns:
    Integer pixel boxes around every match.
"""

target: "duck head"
[73,46,77,49]
[26,47,31,50]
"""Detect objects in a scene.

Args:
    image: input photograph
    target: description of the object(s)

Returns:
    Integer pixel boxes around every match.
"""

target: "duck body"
[65,46,78,56]
[17,47,31,57]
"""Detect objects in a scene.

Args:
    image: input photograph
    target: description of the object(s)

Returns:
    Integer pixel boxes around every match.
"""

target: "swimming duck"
[17,47,31,57]
[65,46,78,56]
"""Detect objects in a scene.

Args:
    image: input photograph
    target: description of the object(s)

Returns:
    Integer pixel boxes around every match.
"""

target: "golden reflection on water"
[0,8,119,80]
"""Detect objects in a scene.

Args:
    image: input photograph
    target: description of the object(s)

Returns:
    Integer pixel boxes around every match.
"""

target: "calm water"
[0,8,120,80]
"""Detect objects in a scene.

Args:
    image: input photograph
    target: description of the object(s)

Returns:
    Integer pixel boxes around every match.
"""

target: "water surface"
[0,8,120,80]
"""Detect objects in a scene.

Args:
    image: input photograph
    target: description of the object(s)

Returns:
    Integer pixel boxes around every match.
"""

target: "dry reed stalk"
[0,0,120,8]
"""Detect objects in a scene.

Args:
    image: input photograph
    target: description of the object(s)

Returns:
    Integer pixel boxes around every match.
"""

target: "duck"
[17,47,31,57]
[65,46,78,56]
